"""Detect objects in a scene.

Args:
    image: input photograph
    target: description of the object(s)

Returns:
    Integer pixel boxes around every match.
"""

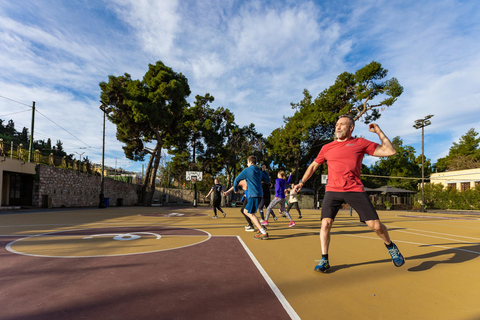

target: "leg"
[320,218,333,255]
[365,219,391,244]
[295,202,302,218]
[347,192,405,267]
[245,212,262,231]
[258,198,265,220]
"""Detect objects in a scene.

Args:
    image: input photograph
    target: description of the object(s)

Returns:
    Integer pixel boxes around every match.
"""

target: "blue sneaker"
[386,243,405,267]
[314,258,330,273]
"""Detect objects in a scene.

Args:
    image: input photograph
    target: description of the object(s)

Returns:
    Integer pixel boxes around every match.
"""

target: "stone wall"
[35,165,141,208]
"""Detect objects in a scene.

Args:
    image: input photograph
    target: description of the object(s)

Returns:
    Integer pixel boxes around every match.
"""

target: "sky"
[1,0,479,174]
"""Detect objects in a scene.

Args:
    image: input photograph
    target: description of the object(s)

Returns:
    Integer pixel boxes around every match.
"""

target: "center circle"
[7,226,211,258]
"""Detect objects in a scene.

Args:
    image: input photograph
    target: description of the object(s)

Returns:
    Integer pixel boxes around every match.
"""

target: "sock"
[385,242,394,248]
[322,254,329,260]
[260,228,267,235]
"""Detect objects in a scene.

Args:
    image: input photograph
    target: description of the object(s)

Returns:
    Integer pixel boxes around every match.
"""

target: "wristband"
[299,179,304,185]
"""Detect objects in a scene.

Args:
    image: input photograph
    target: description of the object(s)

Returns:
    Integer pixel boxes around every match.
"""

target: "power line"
[0,109,32,118]
[0,94,32,107]
[361,174,427,180]
[36,109,91,148]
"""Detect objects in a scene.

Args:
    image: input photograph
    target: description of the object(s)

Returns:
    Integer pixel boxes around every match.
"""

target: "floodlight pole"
[413,115,433,212]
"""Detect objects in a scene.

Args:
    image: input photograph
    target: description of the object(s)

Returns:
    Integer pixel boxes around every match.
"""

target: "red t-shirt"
[315,138,378,192]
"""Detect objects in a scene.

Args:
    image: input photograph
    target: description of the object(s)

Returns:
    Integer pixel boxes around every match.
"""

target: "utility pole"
[28,101,35,162]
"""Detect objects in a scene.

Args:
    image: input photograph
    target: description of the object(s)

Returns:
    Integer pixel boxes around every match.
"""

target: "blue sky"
[1,0,479,174]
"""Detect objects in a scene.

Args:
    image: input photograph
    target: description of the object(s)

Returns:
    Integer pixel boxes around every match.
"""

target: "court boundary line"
[236,236,300,320]
[343,234,480,255]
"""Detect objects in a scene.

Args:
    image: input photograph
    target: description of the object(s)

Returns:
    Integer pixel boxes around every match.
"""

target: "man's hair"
[247,155,257,165]
[338,114,355,126]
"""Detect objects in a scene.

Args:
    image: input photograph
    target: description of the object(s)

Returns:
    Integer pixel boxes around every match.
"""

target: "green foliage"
[419,183,480,210]
[366,137,427,190]
[435,128,480,171]
[270,61,403,185]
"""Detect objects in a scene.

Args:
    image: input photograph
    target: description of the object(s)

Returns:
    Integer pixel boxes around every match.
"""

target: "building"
[429,168,480,191]
[0,157,36,207]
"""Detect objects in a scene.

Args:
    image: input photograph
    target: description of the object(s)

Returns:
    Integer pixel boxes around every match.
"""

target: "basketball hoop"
[191,176,197,184]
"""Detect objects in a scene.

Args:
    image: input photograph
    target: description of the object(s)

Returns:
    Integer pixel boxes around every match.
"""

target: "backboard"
[186,171,203,181]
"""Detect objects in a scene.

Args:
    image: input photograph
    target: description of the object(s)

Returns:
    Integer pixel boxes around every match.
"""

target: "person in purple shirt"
[263,171,295,227]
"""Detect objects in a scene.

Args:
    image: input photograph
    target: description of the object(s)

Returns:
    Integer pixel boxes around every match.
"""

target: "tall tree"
[435,128,480,171]
[99,61,191,205]
[367,137,426,190]
[271,61,403,184]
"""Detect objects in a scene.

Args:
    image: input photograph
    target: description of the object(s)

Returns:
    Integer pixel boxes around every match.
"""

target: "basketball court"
[1,206,479,319]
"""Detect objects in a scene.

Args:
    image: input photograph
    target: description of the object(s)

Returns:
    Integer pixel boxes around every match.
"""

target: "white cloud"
[1,0,479,174]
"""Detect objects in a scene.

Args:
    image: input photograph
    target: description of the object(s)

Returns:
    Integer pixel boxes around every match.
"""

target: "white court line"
[343,234,480,255]
[5,227,212,258]
[394,228,480,242]
[236,236,300,320]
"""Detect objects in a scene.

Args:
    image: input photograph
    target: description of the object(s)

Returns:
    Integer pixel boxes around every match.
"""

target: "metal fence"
[1,138,93,174]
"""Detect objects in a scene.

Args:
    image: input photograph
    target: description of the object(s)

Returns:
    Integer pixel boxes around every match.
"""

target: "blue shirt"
[234,166,270,198]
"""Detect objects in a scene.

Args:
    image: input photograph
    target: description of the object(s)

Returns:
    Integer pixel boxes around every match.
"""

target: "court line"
[236,236,301,320]
[394,228,480,242]
[343,234,480,255]
[5,227,212,258]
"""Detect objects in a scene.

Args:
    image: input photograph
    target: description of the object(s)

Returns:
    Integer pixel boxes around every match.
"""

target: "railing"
[1,138,93,174]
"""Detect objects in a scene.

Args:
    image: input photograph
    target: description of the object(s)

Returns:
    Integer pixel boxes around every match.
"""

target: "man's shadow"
[328,243,480,273]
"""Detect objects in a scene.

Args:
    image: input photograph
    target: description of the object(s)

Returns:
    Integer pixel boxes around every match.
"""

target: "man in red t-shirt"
[294,115,405,272]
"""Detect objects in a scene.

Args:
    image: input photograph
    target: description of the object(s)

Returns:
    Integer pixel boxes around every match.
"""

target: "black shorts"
[321,192,379,222]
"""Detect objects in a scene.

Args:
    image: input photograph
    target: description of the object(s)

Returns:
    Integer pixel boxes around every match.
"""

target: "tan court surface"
[1,206,480,320]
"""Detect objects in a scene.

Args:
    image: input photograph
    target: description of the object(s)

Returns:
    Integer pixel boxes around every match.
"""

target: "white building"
[429,168,480,191]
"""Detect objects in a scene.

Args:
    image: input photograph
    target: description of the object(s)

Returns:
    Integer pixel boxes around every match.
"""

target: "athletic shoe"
[212,216,218,219]
[298,216,303,219]
[386,243,405,267]
[245,226,255,232]
[254,232,269,240]
[222,212,226,218]
[314,258,330,273]
[260,219,265,223]
[273,216,278,221]
[261,220,269,226]
[288,221,296,227]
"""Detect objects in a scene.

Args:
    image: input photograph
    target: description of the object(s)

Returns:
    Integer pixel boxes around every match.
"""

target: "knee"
[368,221,384,233]
[321,219,333,231]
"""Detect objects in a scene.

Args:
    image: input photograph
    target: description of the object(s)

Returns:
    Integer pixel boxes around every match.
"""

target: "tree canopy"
[435,128,480,171]
[99,61,191,205]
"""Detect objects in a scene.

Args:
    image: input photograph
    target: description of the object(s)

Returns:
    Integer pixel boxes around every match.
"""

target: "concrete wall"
[35,165,141,208]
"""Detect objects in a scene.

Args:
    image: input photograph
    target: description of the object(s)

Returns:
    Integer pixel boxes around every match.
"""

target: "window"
[460,182,470,191]
[447,183,456,190]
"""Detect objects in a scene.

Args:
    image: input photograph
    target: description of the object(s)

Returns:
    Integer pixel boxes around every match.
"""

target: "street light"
[74,151,85,172]
[99,103,112,208]
[413,115,433,212]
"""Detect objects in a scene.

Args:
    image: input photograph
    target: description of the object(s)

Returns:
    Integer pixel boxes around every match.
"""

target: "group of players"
[206,115,405,272]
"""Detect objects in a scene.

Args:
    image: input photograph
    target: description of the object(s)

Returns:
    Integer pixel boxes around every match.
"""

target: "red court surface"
[1,206,480,320]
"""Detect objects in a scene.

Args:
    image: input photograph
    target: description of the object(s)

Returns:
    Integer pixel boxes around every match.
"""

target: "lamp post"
[413,115,433,212]
[99,103,112,208]
[74,151,85,172]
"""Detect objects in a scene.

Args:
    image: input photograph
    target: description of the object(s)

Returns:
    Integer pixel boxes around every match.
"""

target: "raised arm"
[293,161,321,192]
[369,123,396,157]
